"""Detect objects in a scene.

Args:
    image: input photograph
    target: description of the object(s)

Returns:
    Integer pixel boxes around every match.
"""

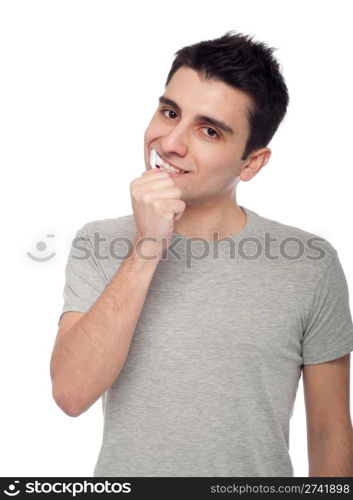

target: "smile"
[149,149,190,174]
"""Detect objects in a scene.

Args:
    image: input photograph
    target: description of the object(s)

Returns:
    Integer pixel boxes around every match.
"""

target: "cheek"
[144,112,164,139]
[144,122,163,145]
[200,157,228,177]
[143,125,153,144]
[200,161,236,188]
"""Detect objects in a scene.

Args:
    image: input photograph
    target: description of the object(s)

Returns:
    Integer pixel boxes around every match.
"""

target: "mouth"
[149,149,190,175]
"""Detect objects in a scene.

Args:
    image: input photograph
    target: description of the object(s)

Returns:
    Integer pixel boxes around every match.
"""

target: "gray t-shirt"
[58,206,353,477]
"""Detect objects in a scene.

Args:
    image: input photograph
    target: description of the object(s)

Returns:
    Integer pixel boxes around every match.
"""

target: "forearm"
[308,425,353,476]
[51,238,160,416]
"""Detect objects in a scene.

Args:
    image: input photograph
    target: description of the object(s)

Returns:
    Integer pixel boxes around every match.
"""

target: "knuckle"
[129,178,138,190]
[130,187,140,201]
[152,199,162,210]
[141,192,151,203]
[130,182,140,197]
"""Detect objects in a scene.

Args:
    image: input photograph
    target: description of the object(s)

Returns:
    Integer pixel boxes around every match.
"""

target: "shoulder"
[71,214,137,279]
[246,207,338,278]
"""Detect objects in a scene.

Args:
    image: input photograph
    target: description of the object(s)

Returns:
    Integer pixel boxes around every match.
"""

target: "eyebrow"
[158,95,235,136]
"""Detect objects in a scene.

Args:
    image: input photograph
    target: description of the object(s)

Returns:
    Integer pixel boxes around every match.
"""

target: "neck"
[173,195,247,242]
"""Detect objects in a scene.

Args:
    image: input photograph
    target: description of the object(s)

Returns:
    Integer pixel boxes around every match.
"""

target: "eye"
[201,127,220,139]
[160,108,220,140]
[160,108,178,119]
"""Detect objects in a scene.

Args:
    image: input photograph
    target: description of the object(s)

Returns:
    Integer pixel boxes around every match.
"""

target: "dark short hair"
[165,30,289,160]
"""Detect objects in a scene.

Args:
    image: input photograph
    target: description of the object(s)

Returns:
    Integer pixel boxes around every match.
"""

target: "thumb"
[173,200,186,221]
[174,211,184,222]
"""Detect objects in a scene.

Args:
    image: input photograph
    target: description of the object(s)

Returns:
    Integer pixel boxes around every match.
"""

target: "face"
[143,66,270,206]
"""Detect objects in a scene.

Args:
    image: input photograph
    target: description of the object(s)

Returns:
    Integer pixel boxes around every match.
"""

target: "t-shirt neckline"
[172,205,256,244]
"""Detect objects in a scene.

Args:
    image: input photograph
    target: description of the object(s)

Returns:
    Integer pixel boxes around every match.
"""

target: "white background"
[0,0,352,477]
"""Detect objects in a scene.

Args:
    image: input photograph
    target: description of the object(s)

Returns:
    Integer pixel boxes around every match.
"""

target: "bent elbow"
[60,403,82,418]
[52,387,83,418]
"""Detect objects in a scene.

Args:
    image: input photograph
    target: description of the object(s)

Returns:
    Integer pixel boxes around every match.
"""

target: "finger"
[139,187,182,201]
[141,168,164,176]
[135,179,177,194]
[134,173,173,187]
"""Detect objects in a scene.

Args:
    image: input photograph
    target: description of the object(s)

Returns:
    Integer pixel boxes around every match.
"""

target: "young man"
[50,31,353,477]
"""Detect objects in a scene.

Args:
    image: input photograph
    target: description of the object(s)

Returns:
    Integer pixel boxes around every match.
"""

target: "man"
[50,31,353,477]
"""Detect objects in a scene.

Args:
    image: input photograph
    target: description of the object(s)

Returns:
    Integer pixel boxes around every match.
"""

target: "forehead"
[164,66,253,131]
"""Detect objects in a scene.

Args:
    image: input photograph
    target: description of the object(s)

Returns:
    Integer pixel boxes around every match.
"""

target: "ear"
[239,148,271,182]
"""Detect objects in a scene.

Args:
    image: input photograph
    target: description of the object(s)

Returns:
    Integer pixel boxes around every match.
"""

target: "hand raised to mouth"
[130,164,186,260]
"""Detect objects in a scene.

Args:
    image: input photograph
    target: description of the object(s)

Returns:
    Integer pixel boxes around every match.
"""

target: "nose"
[160,122,188,158]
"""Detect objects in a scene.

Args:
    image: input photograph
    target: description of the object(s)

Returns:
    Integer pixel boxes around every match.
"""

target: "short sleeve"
[302,250,353,365]
[58,226,109,326]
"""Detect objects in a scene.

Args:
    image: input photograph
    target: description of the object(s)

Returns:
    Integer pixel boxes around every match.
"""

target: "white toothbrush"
[149,149,163,169]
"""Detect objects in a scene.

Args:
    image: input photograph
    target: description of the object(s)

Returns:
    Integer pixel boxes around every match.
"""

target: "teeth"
[150,149,186,173]
[160,163,185,173]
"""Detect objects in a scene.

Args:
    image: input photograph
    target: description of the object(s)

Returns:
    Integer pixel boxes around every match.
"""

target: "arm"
[50,236,160,417]
[51,167,185,418]
[303,353,353,476]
